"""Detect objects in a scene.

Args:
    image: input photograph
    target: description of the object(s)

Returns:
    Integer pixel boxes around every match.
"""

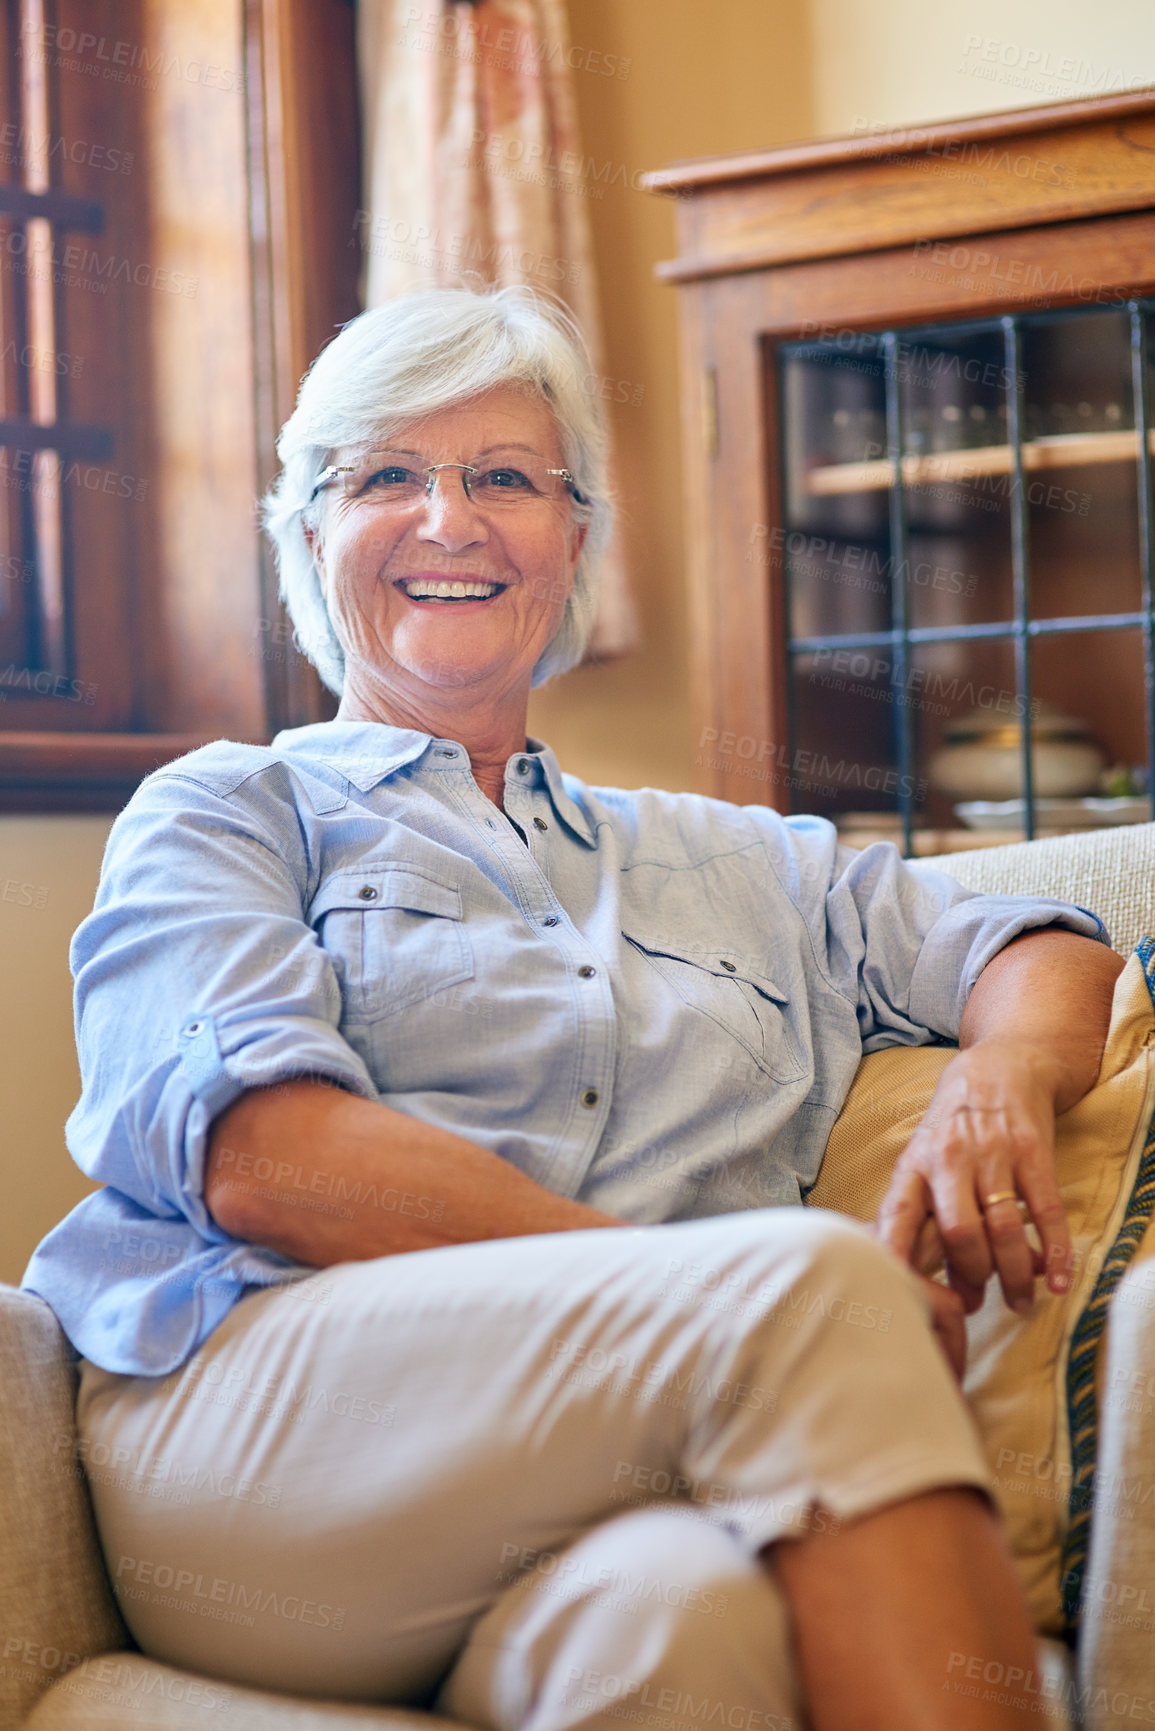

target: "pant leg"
[436,1506,800,1731]
[76,1210,990,1705]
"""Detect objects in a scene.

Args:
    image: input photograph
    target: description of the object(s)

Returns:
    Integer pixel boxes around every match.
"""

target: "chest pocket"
[623,931,804,1083]
[309,867,474,1023]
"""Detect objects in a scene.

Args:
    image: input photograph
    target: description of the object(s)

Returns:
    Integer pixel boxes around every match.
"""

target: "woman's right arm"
[205,1079,623,1264]
[67,761,619,1274]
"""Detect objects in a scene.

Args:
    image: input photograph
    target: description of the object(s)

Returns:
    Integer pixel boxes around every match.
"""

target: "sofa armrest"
[1077,1258,1155,1726]
[921,821,1155,958]
[0,1285,128,1726]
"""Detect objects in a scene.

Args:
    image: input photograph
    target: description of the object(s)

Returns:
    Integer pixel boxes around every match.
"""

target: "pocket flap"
[623,932,789,1004]
[310,867,464,923]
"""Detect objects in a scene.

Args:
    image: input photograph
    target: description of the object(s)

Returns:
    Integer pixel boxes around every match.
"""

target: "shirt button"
[719,958,737,972]
[543,915,560,927]
[578,964,596,978]
[516,758,531,775]
[533,816,548,831]
[358,885,379,901]
[581,1088,600,1108]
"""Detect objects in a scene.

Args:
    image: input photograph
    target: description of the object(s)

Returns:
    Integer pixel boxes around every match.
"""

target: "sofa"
[4,821,1155,1730]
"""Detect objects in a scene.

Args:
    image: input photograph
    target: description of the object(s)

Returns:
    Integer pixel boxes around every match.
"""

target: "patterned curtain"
[356,0,638,659]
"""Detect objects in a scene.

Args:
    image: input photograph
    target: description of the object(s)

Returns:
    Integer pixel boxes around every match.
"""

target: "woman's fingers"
[877,1100,1067,1313]
[1009,1158,1072,1295]
[973,1185,1037,1314]
[915,1134,1001,1298]
[966,1101,1069,1307]
[915,1274,968,1382]
[876,1165,986,1313]
[912,1214,945,1278]
[872,1202,968,1377]
[875,1164,931,1267]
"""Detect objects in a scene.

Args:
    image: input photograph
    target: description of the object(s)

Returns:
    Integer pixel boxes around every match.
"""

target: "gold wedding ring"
[983,1190,1019,1208]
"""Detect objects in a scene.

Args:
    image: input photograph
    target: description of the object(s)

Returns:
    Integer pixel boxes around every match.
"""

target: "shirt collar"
[525,737,597,848]
[271,721,431,790]
[270,721,598,847]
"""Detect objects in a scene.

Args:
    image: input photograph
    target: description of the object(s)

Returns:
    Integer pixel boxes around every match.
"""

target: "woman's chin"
[388,617,544,694]
[395,642,509,692]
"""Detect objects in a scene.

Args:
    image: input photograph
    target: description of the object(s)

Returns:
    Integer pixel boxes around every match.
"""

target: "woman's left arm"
[876,927,1124,1314]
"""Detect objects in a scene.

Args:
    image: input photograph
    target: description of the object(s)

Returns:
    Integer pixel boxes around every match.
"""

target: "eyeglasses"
[309,454,587,512]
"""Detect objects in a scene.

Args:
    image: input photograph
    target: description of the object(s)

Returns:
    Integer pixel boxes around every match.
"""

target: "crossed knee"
[657,1210,913,1337]
[441,1509,797,1731]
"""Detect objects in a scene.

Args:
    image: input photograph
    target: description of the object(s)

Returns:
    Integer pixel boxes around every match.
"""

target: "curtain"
[356,0,638,659]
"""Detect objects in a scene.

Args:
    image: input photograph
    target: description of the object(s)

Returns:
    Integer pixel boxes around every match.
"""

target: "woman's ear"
[304,523,328,596]
[569,517,590,569]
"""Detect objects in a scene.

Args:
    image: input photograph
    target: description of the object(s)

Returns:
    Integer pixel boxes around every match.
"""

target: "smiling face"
[306,385,588,725]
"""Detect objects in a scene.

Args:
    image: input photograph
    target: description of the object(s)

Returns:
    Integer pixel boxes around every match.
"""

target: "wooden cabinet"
[644,90,1155,850]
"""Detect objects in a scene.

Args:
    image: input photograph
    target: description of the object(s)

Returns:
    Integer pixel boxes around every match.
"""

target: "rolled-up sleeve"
[777,817,1109,1050]
[67,767,378,1235]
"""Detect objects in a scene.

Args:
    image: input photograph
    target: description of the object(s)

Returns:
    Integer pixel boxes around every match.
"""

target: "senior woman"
[26,288,1120,1731]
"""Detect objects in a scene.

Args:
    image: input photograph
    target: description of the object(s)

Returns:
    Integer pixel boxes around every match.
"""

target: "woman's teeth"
[400,580,502,601]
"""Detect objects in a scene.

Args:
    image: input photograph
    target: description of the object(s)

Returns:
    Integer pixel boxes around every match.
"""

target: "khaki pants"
[77,1211,991,1723]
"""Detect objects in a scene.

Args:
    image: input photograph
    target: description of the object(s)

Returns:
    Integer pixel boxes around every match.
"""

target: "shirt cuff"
[177,1010,378,1120]
[907,896,1109,1040]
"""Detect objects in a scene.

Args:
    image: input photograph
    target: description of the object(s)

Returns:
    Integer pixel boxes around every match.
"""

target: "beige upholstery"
[0,1287,468,1731]
[21,1657,460,1731]
[1078,1259,1155,1729]
[0,1289,128,1729]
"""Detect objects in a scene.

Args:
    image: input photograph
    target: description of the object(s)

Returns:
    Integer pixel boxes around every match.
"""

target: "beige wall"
[1,818,112,1285]
[809,0,1155,135]
[528,0,815,791]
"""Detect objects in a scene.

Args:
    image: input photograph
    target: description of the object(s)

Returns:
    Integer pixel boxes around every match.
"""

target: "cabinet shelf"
[806,428,1155,498]
[838,826,1055,855]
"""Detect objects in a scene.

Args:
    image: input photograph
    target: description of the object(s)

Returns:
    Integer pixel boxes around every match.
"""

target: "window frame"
[0,0,356,812]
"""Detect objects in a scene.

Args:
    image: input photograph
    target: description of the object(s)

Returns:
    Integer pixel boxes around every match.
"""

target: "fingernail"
[1012,1296,1033,1316]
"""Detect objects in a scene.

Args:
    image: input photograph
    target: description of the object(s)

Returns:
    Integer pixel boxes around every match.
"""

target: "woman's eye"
[366,466,417,489]
[478,467,534,492]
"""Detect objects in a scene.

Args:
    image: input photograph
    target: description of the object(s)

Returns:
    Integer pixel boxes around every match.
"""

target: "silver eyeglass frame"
[308,458,586,508]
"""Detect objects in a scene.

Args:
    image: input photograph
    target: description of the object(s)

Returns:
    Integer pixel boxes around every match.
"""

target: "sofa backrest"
[0,1285,127,1730]
[922,821,1155,958]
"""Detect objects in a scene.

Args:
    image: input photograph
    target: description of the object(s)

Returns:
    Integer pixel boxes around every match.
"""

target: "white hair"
[262,286,614,695]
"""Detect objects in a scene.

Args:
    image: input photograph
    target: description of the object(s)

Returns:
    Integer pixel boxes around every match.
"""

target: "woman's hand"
[875,929,1122,1318]
[875,1039,1071,1316]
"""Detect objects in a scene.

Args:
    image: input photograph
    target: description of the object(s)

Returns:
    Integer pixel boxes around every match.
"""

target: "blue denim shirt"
[22,721,1106,1375]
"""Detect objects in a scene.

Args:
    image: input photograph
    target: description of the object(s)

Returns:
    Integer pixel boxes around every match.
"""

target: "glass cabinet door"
[777,304,1155,853]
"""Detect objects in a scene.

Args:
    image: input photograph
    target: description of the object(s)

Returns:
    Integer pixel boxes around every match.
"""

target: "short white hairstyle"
[263,286,614,695]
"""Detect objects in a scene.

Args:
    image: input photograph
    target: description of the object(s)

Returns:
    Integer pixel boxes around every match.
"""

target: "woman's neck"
[335,681,529,810]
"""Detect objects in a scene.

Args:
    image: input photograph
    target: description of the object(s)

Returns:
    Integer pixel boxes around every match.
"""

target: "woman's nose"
[413,470,489,552]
